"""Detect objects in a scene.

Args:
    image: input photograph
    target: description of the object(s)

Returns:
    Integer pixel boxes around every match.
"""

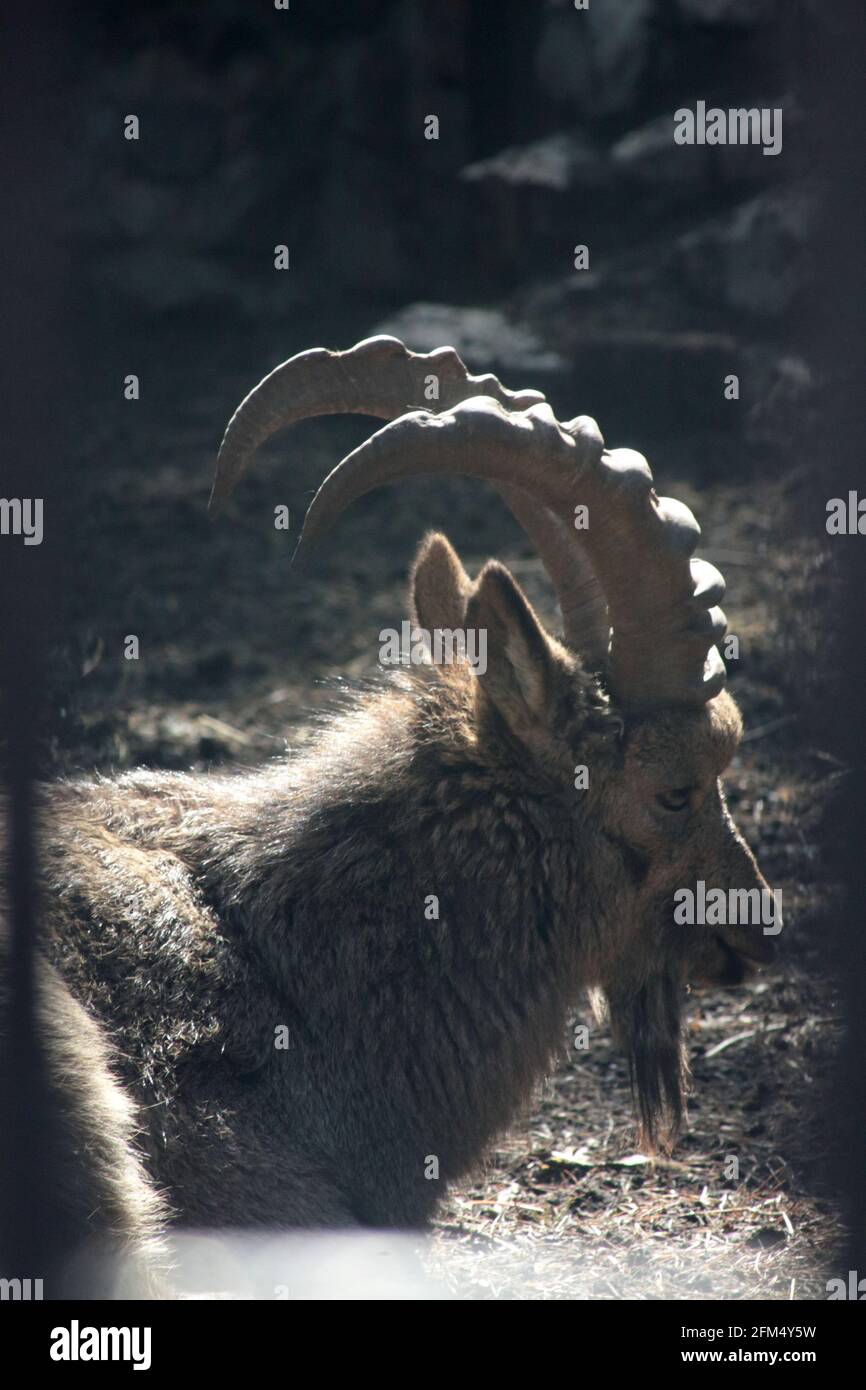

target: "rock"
[459,133,617,284]
[611,107,786,199]
[376,301,743,438]
[372,303,567,383]
[611,115,713,196]
[461,132,610,194]
[676,190,814,317]
[535,0,653,119]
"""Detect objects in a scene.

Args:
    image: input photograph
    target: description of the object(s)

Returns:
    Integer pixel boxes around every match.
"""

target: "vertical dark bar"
[810,2,866,1273]
[0,1,69,1290]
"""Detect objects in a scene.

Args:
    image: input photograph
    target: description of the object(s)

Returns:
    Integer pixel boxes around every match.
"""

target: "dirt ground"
[50,338,846,1301]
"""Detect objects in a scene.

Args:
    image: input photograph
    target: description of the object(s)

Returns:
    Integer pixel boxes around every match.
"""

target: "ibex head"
[210,336,776,1146]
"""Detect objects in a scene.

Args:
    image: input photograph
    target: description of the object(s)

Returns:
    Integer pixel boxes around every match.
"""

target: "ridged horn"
[211,337,726,709]
[209,335,610,661]
[292,398,726,712]
[209,335,545,518]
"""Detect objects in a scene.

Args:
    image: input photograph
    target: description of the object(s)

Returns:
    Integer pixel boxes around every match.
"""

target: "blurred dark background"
[71,0,820,447]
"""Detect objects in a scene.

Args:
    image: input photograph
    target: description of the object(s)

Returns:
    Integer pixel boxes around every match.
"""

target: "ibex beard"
[0,337,775,1285]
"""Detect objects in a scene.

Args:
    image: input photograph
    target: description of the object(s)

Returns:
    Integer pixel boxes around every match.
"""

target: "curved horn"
[210,334,611,662]
[293,399,726,712]
[208,335,545,518]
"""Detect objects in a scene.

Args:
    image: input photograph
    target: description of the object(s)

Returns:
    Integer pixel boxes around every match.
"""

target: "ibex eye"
[657,787,692,812]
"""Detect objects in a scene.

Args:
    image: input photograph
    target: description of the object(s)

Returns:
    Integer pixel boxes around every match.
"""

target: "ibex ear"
[410,532,472,631]
[466,560,561,731]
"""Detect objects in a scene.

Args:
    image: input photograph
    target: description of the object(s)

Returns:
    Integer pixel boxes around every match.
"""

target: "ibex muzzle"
[3,338,777,1270]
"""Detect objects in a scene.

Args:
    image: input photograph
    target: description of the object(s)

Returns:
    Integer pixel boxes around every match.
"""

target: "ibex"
[1,337,775,1278]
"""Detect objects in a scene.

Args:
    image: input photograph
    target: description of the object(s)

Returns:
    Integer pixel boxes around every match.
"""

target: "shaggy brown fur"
[1,534,774,1277]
